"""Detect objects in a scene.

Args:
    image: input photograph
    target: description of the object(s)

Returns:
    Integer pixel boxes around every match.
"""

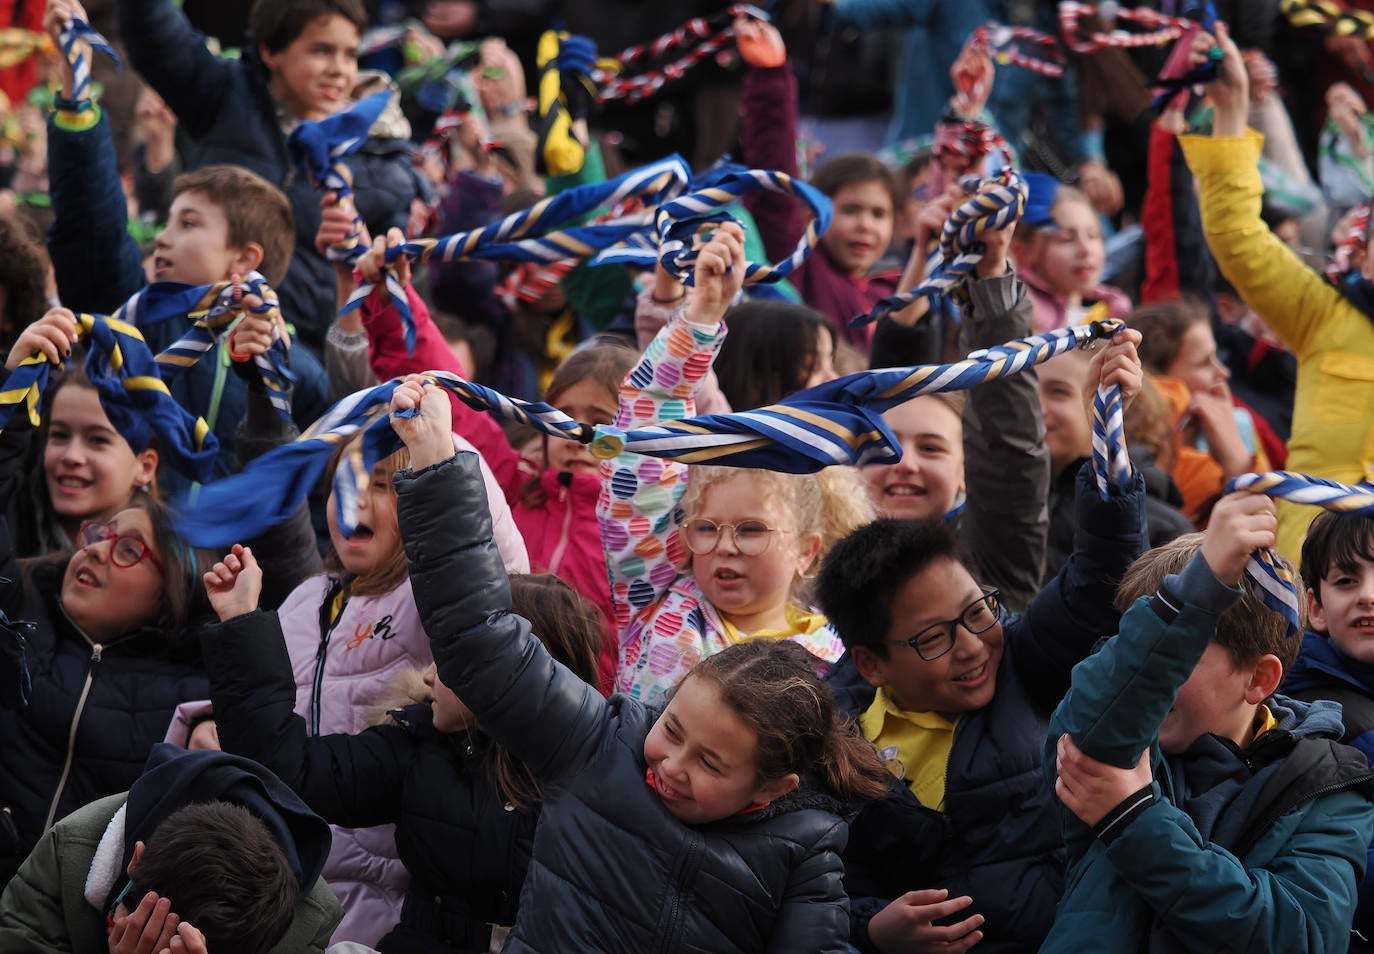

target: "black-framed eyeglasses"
[888,586,1002,661]
[681,518,788,556]
[77,520,164,574]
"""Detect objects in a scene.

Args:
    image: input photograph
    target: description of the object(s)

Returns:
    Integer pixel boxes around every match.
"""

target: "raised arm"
[737,20,804,268]
[117,0,233,137]
[200,552,411,828]
[602,228,742,699]
[955,230,1049,611]
[1179,25,1347,359]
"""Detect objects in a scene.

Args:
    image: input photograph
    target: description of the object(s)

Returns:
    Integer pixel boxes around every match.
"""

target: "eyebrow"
[912,587,984,629]
[668,714,732,769]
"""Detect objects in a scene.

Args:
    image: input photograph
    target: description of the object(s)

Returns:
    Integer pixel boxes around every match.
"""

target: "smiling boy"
[1043,494,1374,954]
[1283,509,1374,948]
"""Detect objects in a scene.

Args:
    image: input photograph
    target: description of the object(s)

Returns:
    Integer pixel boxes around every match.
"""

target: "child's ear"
[258,44,279,74]
[1306,587,1327,633]
[753,771,799,807]
[1244,654,1285,705]
[230,242,265,280]
[796,531,822,575]
[132,446,158,491]
[126,840,146,876]
[852,645,888,689]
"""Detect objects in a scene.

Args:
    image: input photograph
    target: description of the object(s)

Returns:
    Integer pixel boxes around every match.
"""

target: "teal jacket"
[1044,553,1374,954]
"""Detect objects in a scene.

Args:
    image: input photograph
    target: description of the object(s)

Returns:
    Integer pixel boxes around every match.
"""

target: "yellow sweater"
[1181,131,1374,562]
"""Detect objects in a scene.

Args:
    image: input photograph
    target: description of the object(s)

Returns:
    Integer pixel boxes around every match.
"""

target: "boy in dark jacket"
[818,337,1149,953]
[0,744,341,953]
[113,0,430,358]
[1044,493,1374,954]
[42,0,330,489]
[1283,509,1374,950]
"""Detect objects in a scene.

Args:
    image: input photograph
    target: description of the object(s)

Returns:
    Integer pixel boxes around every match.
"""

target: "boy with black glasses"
[817,337,1148,954]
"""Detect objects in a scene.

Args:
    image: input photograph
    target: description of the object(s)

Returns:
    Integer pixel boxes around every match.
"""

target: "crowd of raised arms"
[11,0,1374,952]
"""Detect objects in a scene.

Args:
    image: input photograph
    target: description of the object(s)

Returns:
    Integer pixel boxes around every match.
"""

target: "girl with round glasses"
[601,224,873,705]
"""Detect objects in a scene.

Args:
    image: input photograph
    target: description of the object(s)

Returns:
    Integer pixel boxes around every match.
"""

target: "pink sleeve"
[360,282,523,500]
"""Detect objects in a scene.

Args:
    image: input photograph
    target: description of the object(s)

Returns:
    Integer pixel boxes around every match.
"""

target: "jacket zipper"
[312,582,348,735]
[654,830,703,954]
[43,641,101,832]
[547,487,574,573]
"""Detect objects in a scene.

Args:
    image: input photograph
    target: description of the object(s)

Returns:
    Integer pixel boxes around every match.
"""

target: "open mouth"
[75,567,99,588]
[714,568,744,583]
[648,769,688,802]
[952,662,988,685]
[346,524,375,545]
[153,256,173,276]
[884,484,926,497]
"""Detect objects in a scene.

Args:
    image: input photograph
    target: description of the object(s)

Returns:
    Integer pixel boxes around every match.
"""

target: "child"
[199,554,601,954]
[0,312,158,557]
[1283,510,1374,947]
[603,224,874,704]
[42,0,331,486]
[1178,25,1374,562]
[736,18,900,349]
[327,223,631,691]
[0,745,341,953]
[1012,177,1131,334]
[115,0,430,356]
[1039,343,1192,579]
[711,300,837,410]
[861,211,1051,612]
[817,332,1148,954]
[1043,493,1374,953]
[0,484,211,887]
[383,371,892,951]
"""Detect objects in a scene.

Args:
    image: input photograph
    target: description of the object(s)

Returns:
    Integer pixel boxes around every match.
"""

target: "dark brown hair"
[172,166,295,286]
[714,301,833,409]
[1127,300,1209,376]
[133,802,298,954]
[688,640,890,800]
[1114,532,1301,673]
[249,0,367,53]
[0,212,49,348]
[482,574,604,810]
[1301,510,1374,607]
[811,153,902,210]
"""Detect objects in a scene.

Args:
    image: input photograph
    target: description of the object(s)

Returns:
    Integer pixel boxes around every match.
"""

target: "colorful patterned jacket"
[600,311,845,704]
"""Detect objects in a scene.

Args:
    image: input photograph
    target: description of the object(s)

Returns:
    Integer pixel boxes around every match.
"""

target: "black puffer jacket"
[399,453,856,954]
[202,608,533,954]
[828,464,1149,954]
[0,527,207,887]
[118,0,431,356]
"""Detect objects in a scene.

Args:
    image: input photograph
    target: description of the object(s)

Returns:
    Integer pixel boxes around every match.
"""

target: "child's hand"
[1082,328,1144,415]
[357,228,413,303]
[227,275,288,359]
[735,17,786,69]
[134,87,177,173]
[1195,23,1248,138]
[390,374,454,470]
[1054,735,1152,828]
[162,922,208,954]
[475,39,527,118]
[315,191,372,259]
[1328,82,1369,157]
[867,888,984,953]
[684,221,746,328]
[1242,49,1277,105]
[187,718,220,751]
[6,307,79,371]
[202,544,262,622]
[1187,385,1252,477]
[1076,159,1123,217]
[43,0,85,45]
[107,891,179,954]
[1200,490,1276,586]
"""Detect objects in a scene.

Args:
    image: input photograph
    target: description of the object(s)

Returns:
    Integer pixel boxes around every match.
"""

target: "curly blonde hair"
[678,465,875,601]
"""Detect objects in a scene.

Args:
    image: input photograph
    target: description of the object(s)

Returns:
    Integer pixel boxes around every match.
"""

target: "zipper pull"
[90,643,102,663]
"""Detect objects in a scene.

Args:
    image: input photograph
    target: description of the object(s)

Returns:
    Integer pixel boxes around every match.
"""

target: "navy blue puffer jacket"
[0,525,207,887]
[399,452,859,954]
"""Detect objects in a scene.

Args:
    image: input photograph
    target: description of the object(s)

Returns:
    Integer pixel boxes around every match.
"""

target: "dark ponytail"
[690,641,890,801]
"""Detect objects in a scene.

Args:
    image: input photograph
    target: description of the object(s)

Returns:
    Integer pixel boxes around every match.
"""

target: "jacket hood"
[1285,630,1374,698]
[116,744,332,903]
[1265,691,1346,741]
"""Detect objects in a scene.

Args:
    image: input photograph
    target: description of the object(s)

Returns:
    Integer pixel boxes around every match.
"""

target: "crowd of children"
[5,0,1374,952]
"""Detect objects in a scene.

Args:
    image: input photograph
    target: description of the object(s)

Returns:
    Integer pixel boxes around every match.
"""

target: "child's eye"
[918,442,946,456]
[700,756,719,773]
